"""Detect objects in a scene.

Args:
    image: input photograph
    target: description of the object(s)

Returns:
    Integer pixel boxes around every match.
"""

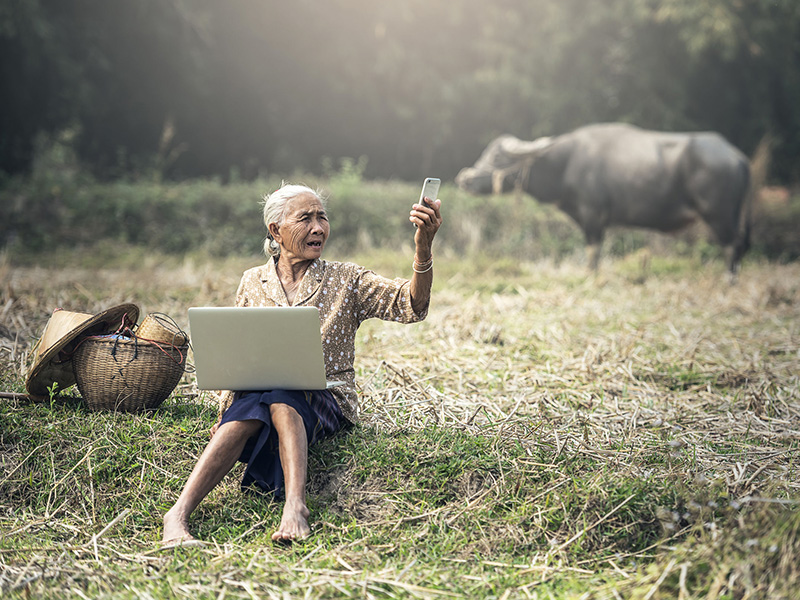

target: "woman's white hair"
[262,183,327,257]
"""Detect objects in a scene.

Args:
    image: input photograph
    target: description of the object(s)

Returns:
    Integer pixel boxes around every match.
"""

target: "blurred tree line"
[2,0,799,184]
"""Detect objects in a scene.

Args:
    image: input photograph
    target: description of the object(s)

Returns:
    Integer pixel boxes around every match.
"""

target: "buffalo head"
[455,135,553,194]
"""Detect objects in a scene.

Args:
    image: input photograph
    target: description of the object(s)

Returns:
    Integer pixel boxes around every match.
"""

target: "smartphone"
[419,177,441,208]
[415,177,440,227]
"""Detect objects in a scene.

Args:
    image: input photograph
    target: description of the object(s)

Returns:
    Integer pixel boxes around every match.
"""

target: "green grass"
[0,396,678,597]
[2,239,800,597]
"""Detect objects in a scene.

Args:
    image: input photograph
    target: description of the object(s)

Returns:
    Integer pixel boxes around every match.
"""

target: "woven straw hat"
[136,313,189,346]
[25,303,140,398]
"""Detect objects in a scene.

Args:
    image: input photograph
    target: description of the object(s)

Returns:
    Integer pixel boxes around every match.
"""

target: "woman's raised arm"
[408,197,442,315]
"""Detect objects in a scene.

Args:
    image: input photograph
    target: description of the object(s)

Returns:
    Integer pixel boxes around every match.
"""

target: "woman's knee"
[269,402,301,421]
[219,418,263,438]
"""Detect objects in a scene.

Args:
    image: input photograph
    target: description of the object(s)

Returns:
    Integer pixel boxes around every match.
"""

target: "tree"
[2,0,799,183]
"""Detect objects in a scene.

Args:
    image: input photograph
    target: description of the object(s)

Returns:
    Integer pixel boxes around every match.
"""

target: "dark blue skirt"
[219,389,345,497]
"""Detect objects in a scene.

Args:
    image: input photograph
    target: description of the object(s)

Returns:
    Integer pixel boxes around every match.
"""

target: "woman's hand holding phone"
[413,177,440,228]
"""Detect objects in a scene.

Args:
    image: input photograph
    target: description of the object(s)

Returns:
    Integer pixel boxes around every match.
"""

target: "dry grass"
[1,251,799,598]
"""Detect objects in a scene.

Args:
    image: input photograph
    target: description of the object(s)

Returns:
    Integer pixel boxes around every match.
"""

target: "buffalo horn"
[499,136,553,157]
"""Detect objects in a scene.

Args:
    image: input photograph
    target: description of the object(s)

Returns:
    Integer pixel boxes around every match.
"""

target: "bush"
[2,165,799,265]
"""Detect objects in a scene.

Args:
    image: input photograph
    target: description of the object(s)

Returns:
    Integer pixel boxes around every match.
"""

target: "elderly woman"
[162,183,442,545]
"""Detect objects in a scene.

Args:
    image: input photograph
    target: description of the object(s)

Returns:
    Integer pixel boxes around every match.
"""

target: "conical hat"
[25,303,140,398]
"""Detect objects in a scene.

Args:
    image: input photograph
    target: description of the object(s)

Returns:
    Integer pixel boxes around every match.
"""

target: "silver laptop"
[188,306,343,391]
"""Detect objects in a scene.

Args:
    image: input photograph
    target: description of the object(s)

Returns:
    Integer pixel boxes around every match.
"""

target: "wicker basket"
[136,313,189,346]
[72,335,188,412]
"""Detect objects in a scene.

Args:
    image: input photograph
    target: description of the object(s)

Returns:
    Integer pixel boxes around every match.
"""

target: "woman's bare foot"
[271,499,311,542]
[162,507,200,547]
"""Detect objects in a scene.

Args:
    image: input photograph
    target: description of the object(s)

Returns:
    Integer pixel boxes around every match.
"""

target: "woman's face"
[271,192,330,262]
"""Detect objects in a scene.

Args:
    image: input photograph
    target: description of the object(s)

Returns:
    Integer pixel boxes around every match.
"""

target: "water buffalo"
[455,123,756,274]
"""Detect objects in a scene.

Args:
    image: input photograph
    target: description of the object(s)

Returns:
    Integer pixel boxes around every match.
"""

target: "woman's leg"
[162,419,262,544]
[269,403,312,541]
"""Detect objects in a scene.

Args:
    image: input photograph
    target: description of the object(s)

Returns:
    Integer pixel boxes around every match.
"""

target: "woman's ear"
[268,222,281,243]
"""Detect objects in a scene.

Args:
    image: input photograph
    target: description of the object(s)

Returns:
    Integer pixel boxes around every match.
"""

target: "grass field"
[1,247,799,598]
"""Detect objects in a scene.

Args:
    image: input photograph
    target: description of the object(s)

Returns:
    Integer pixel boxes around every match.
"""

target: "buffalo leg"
[724,245,742,283]
[710,218,746,278]
[584,228,604,272]
[587,244,602,272]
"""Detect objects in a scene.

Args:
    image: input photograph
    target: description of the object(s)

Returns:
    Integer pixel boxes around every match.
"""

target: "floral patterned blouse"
[217,258,427,423]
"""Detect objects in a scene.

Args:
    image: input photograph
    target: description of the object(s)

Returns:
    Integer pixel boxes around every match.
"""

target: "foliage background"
[3,159,799,264]
[2,0,800,184]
